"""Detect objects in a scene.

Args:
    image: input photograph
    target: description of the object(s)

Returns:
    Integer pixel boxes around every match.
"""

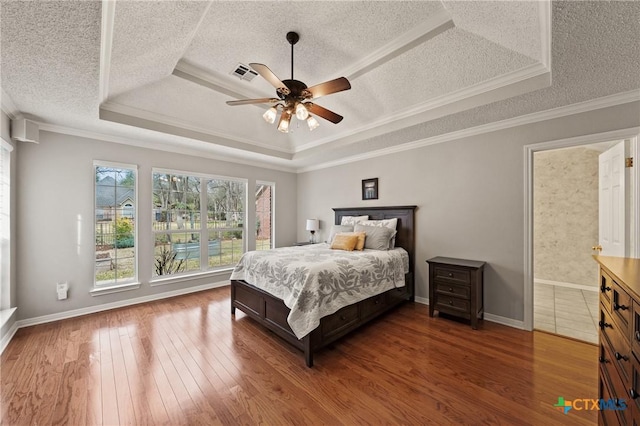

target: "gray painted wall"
[297,102,640,323]
[16,131,297,320]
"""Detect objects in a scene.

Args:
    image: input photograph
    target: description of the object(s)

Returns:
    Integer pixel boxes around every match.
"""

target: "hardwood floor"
[2,286,597,425]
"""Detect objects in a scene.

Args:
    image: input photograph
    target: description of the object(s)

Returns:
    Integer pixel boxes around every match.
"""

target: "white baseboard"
[0,321,19,355]
[17,280,229,328]
[534,278,598,292]
[413,296,525,329]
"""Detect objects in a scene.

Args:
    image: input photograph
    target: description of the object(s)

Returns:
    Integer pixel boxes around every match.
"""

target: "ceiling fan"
[226,31,351,133]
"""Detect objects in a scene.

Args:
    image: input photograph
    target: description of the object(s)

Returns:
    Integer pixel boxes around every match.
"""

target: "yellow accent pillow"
[341,231,366,250]
[330,233,359,251]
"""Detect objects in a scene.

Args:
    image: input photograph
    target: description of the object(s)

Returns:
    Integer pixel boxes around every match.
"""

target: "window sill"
[150,268,234,287]
[90,282,141,296]
[0,307,17,329]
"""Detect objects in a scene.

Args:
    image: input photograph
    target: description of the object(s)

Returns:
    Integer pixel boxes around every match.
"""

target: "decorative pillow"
[360,218,398,248]
[330,233,359,251]
[327,225,354,243]
[354,224,397,250]
[340,215,369,226]
[335,231,366,251]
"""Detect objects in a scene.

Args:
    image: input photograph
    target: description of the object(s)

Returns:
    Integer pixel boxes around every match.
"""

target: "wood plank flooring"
[1,286,597,425]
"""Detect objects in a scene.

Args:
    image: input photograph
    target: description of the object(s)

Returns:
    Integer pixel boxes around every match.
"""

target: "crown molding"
[99,0,116,104]
[100,101,293,155]
[297,61,550,153]
[1,89,19,119]
[340,7,455,81]
[36,121,297,173]
[297,90,640,173]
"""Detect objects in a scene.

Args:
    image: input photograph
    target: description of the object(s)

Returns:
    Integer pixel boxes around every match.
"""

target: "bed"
[230,206,416,367]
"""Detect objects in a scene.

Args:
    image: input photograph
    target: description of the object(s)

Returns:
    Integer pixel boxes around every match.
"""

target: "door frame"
[523,127,640,331]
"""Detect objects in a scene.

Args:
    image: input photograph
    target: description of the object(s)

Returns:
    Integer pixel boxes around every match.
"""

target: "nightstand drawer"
[433,267,470,285]
[435,295,470,315]
[435,282,470,300]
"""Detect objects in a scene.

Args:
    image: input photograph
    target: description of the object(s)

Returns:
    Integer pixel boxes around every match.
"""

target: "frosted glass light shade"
[277,110,292,133]
[307,115,319,131]
[263,107,277,124]
[295,103,309,120]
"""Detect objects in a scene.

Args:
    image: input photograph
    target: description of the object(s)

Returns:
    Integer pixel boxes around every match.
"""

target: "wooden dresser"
[595,255,640,425]
[427,257,485,329]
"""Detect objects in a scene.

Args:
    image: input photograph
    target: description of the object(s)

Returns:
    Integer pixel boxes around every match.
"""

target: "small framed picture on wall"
[362,178,378,200]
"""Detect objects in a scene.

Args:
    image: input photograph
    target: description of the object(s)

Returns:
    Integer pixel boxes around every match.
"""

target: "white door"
[599,141,626,256]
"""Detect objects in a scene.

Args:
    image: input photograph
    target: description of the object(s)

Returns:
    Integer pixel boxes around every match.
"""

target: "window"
[0,139,12,310]
[152,170,246,277]
[255,182,274,250]
[94,163,137,287]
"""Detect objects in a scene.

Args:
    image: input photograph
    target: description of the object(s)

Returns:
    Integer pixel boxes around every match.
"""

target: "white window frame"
[151,168,247,282]
[92,160,139,294]
[0,138,14,319]
[255,180,275,250]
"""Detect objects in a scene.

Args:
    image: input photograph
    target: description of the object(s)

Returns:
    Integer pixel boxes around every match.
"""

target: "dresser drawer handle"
[448,300,453,305]
[448,287,453,292]
[613,303,628,311]
[629,388,639,400]
[601,285,611,292]
[599,356,609,364]
[636,331,640,342]
[614,352,629,362]
[448,273,454,278]
[599,320,612,329]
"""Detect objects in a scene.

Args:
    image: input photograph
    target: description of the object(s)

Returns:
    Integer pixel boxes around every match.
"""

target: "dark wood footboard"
[231,272,414,367]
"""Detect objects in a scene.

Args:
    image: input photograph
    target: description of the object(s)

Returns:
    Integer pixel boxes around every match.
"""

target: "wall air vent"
[230,63,259,81]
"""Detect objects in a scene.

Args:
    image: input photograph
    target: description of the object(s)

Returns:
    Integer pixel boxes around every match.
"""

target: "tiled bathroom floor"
[533,283,599,344]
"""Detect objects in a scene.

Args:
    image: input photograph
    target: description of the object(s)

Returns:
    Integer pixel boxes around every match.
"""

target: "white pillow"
[354,224,396,250]
[360,218,398,248]
[340,215,369,226]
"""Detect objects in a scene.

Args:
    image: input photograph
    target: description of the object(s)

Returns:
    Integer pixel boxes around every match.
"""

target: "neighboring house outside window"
[255,182,274,251]
[152,169,246,278]
[94,162,137,287]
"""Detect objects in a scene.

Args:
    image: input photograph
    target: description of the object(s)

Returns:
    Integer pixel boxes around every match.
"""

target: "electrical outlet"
[57,282,68,300]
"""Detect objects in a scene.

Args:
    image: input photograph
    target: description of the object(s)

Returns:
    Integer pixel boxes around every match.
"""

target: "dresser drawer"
[630,352,640,413]
[599,369,629,426]
[601,270,614,312]
[435,282,470,300]
[633,301,640,356]
[601,307,632,384]
[433,267,470,285]
[612,281,632,336]
[435,295,470,316]
[322,304,359,339]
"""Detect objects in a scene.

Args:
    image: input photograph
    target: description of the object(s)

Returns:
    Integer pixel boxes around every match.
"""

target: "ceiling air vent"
[231,63,259,81]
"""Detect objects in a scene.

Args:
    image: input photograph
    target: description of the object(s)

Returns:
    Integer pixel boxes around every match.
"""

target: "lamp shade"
[305,219,319,232]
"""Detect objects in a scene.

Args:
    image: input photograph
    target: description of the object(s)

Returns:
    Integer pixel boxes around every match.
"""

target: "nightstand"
[293,242,315,246]
[426,257,485,329]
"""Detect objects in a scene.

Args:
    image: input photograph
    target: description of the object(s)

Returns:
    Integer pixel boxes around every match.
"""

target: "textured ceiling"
[1,1,639,171]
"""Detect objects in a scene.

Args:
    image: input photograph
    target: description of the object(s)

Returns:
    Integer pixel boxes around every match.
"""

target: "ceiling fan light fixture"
[295,102,309,120]
[307,115,320,131]
[263,106,277,124]
[277,110,292,133]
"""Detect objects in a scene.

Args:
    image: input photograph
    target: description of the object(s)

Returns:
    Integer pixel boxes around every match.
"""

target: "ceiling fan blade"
[226,98,279,106]
[304,77,351,99]
[306,103,344,124]
[249,63,290,96]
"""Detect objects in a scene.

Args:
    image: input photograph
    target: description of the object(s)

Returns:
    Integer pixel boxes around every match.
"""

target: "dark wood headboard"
[333,206,417,273]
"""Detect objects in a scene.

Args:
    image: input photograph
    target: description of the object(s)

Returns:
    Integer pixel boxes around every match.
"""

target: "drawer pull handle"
[629,388,639,400]
[601,285,611,292]
[614,352,629,361]
[448,287,453,292]
[635,331,640,342]
[448,273,454,278]
[448,300,453,305]
[599,356,609,364]
[375,300,380,304]
[340,315,346,321]
[599,320,612,329]
[613,303,628,311]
